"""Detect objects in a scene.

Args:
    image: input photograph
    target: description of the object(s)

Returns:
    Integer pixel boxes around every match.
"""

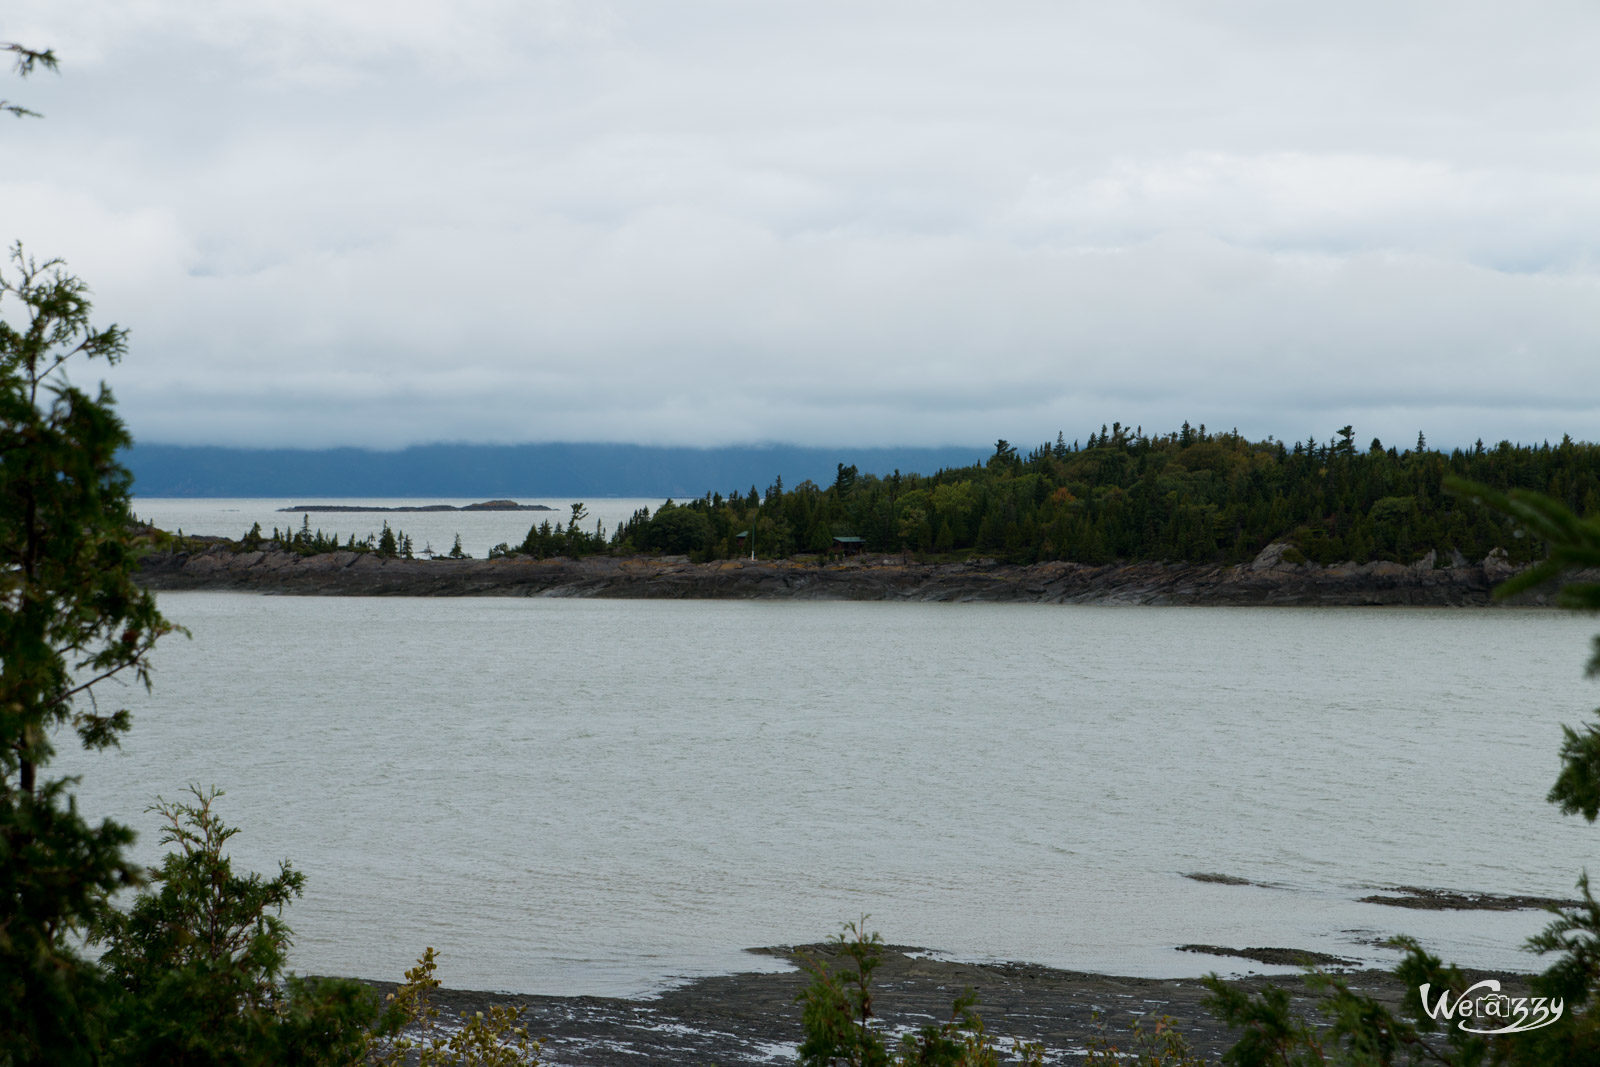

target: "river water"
[58,570,1600,996]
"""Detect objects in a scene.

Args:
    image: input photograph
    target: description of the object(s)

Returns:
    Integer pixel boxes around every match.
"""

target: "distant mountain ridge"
[123,442,989,498]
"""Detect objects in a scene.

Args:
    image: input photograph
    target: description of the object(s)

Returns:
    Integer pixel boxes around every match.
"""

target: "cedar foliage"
[0,241,176,1064]
[91,788,379,1066]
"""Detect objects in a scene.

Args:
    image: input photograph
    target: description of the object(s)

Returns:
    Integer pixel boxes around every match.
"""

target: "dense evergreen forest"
[590,423,1600,568]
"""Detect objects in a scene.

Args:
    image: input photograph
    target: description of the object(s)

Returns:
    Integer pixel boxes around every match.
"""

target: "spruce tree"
[0,245,176,1063]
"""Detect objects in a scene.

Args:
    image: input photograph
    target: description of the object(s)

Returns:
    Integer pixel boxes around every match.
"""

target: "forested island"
[138,424,1600,604]
[594,423,1587,568]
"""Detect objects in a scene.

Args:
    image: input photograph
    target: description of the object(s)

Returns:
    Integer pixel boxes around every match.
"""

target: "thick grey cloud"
[4,1,1598,449]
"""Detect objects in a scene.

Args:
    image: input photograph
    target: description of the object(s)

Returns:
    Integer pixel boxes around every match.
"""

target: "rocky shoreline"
[364,943,1433,1065]
[138,540,1546,605]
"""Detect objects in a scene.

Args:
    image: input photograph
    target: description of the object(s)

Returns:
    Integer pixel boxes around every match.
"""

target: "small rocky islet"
[276,499,556,513]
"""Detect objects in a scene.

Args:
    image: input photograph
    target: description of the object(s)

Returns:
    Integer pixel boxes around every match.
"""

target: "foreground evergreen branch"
[0,240,179,1064]
[1,42,57,119]
[1199,937,1499,1066]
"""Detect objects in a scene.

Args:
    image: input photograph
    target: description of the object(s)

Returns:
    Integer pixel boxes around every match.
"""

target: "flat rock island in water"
[277,499,556,513]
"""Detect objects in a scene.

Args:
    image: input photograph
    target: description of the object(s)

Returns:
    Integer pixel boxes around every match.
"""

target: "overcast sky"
[4,2,1598,450]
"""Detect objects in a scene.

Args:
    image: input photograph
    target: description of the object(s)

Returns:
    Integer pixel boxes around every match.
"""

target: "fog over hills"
[124,442,990,499]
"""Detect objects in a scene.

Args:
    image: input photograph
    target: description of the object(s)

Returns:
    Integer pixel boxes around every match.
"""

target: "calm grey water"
[58,589,1600,997]
[53,531,1600,998]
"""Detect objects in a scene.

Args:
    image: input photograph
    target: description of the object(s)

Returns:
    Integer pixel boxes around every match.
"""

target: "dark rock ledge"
[357,943,1430,1066]
[137,541,1551,606]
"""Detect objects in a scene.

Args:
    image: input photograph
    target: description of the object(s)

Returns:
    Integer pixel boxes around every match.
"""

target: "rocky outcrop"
[136,540,1561,606]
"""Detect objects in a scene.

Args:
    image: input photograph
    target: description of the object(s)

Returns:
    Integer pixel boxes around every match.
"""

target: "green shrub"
[1082,1012,1205,1066]
[796,920,1044,1067]
[91,787,378,1066]
[369,948,542,1067]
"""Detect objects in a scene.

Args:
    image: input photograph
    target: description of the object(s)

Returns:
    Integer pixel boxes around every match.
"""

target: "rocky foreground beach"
[364,943,1431,1065]
[139,539,1539,606]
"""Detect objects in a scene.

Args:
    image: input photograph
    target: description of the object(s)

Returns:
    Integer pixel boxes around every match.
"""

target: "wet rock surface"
[358,944,1418,1065]
[1358,886,1581,911]
[1176,944,1361,968]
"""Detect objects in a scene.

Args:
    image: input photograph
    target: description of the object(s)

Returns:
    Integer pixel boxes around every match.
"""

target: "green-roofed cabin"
[831,535,866,555]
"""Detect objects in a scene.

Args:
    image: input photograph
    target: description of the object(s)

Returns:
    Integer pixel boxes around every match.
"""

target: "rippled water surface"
[61,592,1600,995]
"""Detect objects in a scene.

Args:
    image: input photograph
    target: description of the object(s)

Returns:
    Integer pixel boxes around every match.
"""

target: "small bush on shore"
[370,948,541,1067]
[1082,1012,1205,1067]
[80,787,543,1066]
[796,919,1046,1067]
[91,787,379,1066]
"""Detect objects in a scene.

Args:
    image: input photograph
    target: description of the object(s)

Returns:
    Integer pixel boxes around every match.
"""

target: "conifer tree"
[0,244,176,1063]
